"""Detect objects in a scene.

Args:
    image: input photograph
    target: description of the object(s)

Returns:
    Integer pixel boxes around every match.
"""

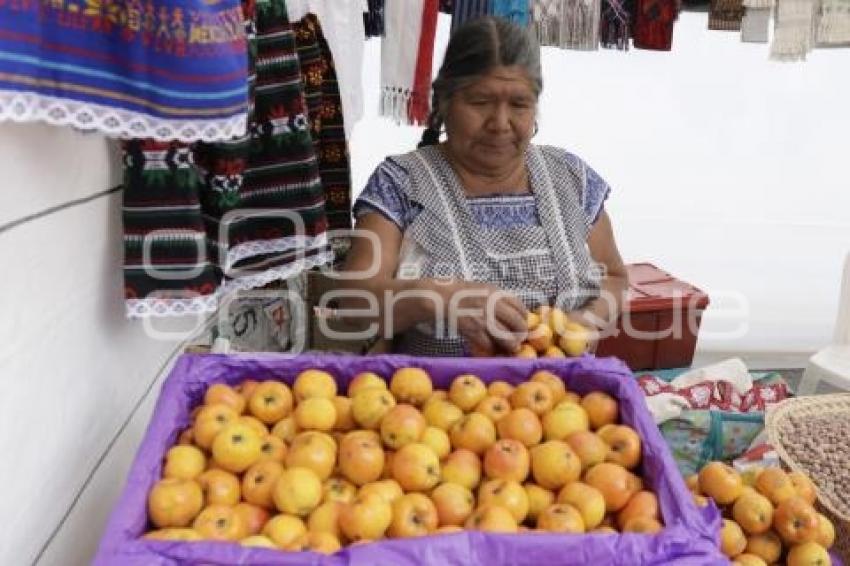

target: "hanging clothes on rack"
[741,0,773,43]
[632,0,679,50]
[532,0,602,50]
[770,0,816,60]
[123,0,332,318]
[365,0,387,37]
[380,0,440,125]
[709,0,746,29]
[283,0,367,140]
[451,0,493,32]
[491,0,531,25]
[600,0,633,49]
[294,14,354,234]
[410,1,442,125]
[0,0,249,142]
[817,0,850,45]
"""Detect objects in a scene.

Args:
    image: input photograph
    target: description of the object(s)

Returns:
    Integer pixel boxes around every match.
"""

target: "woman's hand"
[433,280,528,356]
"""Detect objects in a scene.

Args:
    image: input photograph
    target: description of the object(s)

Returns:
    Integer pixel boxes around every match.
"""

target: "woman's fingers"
[461,320,497,357]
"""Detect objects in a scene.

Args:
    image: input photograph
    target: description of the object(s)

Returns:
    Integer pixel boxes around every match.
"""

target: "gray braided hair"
[419,17,543,148]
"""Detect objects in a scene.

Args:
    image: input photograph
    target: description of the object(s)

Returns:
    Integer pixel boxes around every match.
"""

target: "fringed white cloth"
[770,0,816,60]
[380,0,426,124]
[532,0,602,50]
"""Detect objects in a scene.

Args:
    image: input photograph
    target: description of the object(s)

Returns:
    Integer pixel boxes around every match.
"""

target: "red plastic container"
[596,263,710,371]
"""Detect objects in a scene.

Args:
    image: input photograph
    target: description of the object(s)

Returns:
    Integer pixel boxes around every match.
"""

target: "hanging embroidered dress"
[293,13,353,234]
[0,0,250,142]
[122,0,332,318]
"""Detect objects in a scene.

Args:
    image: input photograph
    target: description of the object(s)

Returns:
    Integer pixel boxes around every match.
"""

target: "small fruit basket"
[93,354,724,566]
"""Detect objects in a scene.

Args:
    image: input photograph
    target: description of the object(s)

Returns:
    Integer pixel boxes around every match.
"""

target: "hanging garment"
[294,14,354,233]
[600,0,633,49]
[817,0,850,45]
[441,0,456,13]
[452,0,493,31]
[709,0,746,30]
[532,0,602,49]
[380,0,440,125]
[632,0,679,50]
[491,0,531,25]
[770,0,816,60]
[741,2,772,43]
[278,0,366,139]
[364,0,387,36]
[410,0,441,125]
[123,0,332,318]
[0,0,249,143]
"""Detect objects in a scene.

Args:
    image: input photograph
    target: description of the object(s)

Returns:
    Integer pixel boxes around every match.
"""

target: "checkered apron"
[391,144,602,356]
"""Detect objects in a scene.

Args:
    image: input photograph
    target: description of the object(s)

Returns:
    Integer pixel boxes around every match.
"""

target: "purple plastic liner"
[93,353,729,566]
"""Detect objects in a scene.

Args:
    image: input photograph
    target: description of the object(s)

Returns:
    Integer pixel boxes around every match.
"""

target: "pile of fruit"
[512,306,592,359]
[688,462,835,566]
[144,367,665,552]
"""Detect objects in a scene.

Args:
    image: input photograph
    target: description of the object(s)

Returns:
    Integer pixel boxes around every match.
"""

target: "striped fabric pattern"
[0,0,249,142]
[123,0,332,318]
[452,0,493,31]
[600,0,632,49]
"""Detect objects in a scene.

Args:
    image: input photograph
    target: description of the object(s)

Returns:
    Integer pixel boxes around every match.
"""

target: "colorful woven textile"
[285,0,367,140]
[633,0,679,50]
[294,14,353,233]
[0,0,249,142]
[123,0,332,318]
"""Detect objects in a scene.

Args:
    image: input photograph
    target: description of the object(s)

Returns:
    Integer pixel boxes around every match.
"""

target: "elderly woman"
[342,17,628,357]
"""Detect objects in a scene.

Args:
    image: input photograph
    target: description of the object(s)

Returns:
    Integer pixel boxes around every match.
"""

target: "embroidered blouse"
[353,150,611,232]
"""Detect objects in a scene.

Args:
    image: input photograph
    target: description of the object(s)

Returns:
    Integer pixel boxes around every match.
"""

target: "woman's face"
[443,65,538,173]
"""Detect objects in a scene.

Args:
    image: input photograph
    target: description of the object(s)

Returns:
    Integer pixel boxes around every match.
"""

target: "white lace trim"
[0,91,247,143]
[125,294,220,318]
[221,249,333,295]
[223,233,329,270]
[125,250,333,318]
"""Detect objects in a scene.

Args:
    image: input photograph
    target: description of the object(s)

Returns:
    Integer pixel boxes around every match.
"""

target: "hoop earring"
[532,121,539,138]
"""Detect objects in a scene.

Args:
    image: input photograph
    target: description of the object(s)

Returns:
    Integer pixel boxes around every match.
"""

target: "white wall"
[350,12,850,355]
[0,123,188,565]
